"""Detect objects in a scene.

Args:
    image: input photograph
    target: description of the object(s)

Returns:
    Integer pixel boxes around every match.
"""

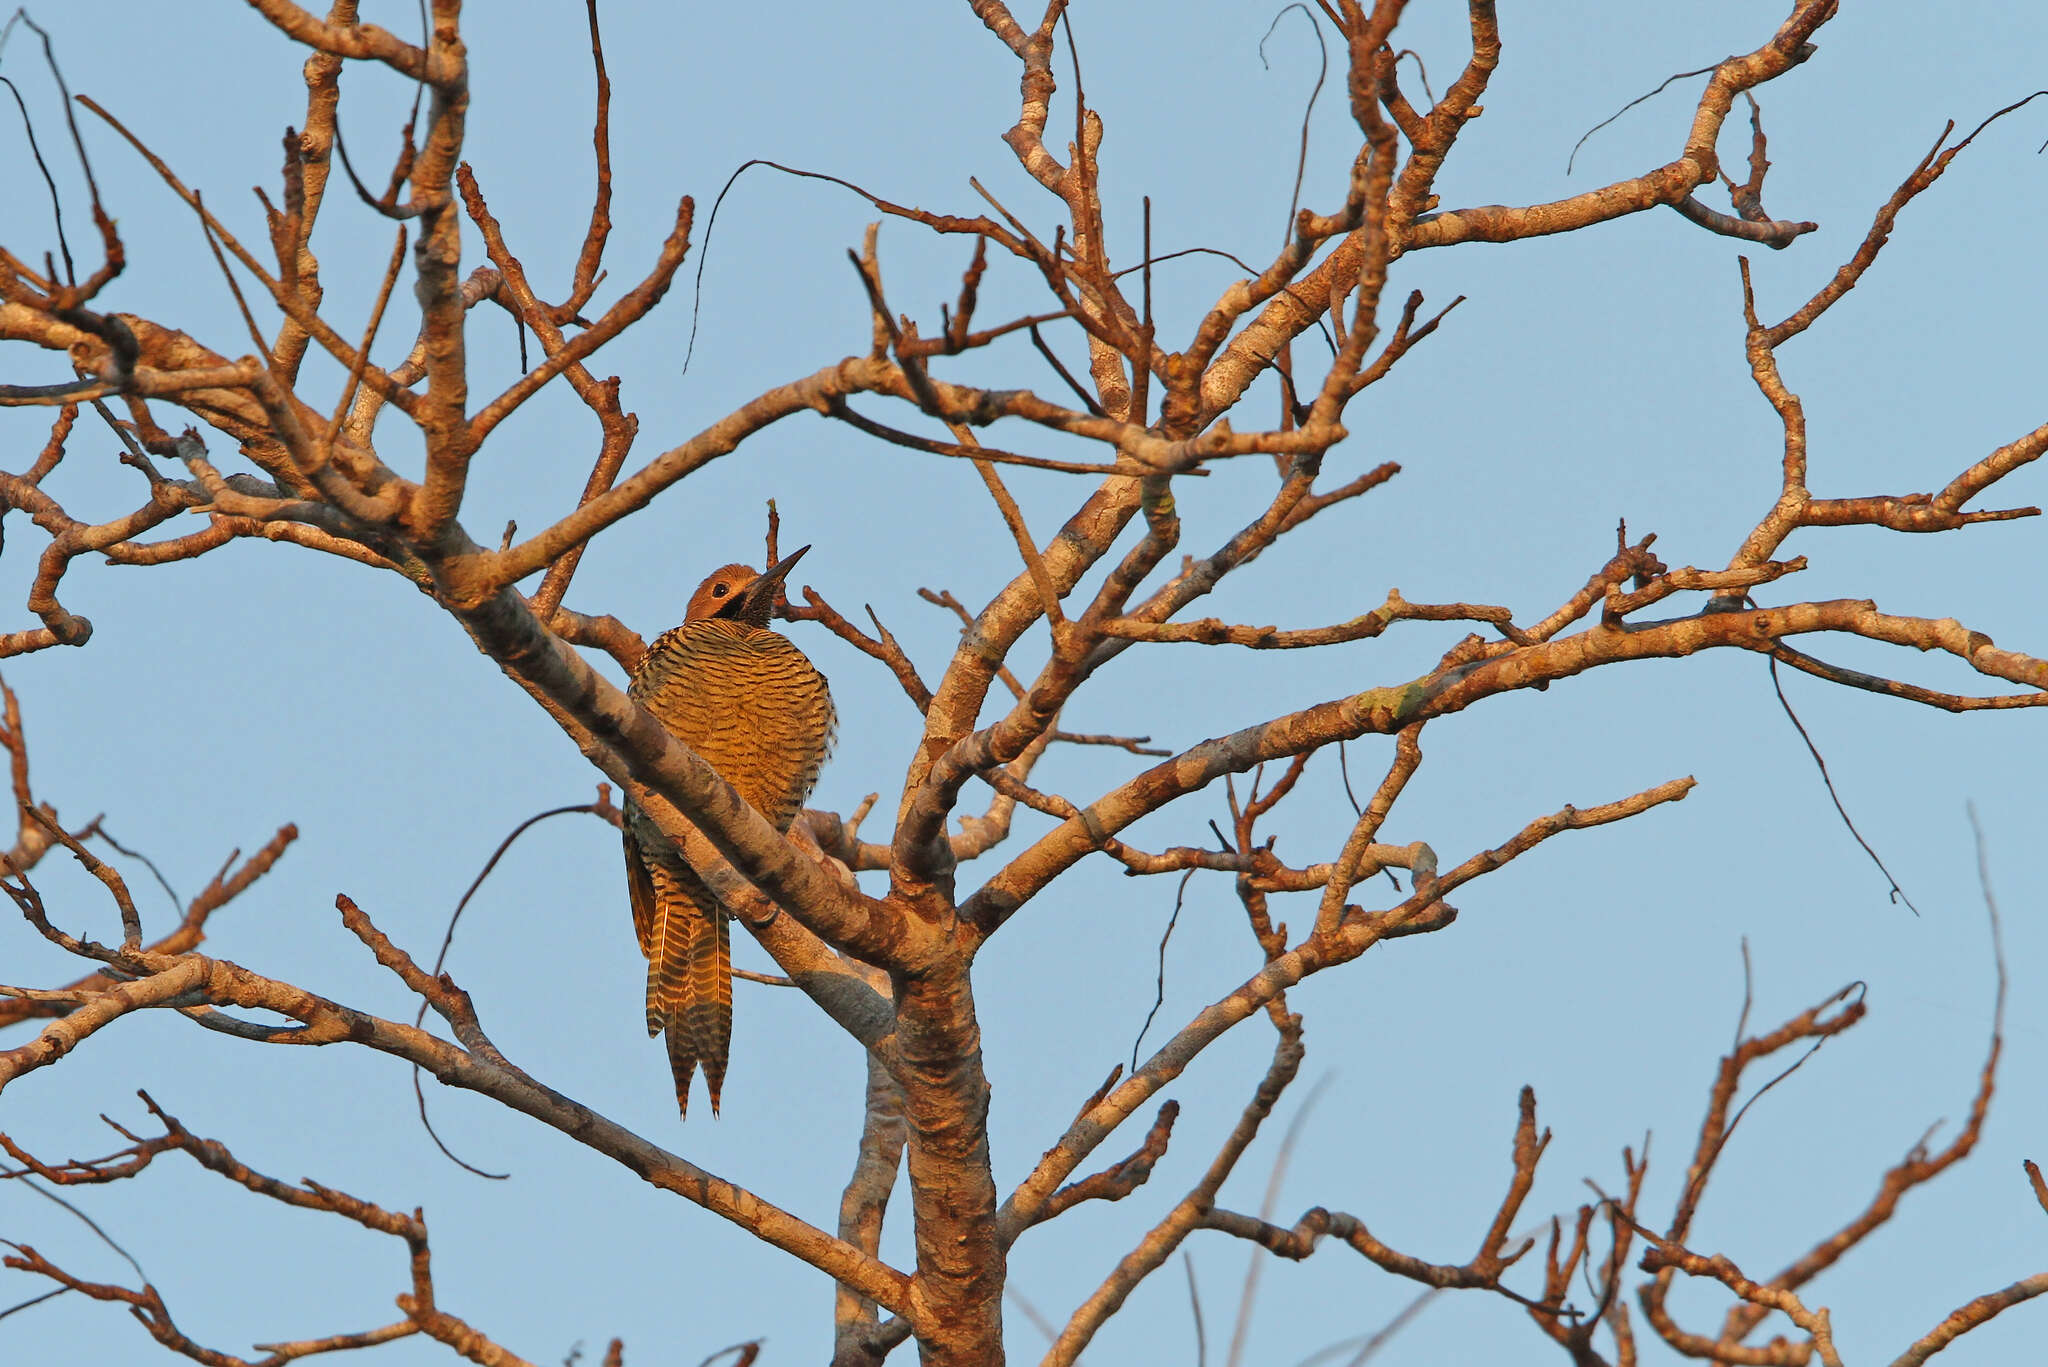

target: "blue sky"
[2,3,2044,1364]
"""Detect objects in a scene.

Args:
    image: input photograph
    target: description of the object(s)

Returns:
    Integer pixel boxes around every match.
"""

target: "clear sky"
[2,3,2044,1364]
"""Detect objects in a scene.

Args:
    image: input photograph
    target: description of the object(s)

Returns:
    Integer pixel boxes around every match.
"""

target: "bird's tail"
[631,842,732,1118]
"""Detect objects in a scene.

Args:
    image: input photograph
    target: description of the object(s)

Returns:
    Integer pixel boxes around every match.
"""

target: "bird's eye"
[712,583,729,598]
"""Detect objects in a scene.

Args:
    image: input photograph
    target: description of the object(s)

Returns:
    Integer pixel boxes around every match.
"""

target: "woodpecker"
[622,546,834,1118]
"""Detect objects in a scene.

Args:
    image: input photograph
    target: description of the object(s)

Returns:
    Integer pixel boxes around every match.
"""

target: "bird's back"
[629,618,835,826]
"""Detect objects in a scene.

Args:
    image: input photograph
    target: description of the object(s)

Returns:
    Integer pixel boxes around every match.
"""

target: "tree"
[1,1,2044,1363]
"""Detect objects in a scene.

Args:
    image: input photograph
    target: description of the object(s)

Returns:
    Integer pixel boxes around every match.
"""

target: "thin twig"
[1768,654,1919,915]
[1131,870,1197,1074]
[409,792,620,1178]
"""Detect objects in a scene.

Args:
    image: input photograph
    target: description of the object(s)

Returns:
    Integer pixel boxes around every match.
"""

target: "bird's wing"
[622,822,658,954]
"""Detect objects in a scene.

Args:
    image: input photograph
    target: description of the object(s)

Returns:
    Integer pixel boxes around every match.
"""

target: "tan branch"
[1888,1273,2048,1367]
[974,596,2041,926]
[835,1048,909,1359]
[998,778,1691,1242]
[0,822,297,1031]
[1043,1016,1303,1365]
[1641,1243,1831,1365]
[1100,588,1524,649]
[0,916,913,1316]
[244,0,442,82]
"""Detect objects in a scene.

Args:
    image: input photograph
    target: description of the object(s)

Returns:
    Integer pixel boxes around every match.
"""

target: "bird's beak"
[738,544,809,621]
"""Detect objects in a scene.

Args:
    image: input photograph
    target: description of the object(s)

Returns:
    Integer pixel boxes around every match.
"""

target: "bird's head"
[684,545,809,628]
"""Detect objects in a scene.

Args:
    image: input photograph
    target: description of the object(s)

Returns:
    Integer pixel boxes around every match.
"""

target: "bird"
[621,546,834,1118]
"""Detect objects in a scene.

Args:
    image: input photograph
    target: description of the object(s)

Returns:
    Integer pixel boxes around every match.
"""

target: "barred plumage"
[622,551,833,1119]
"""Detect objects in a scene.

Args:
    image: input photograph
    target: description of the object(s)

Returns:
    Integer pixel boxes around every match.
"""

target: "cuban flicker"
[622,546,834,1118]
